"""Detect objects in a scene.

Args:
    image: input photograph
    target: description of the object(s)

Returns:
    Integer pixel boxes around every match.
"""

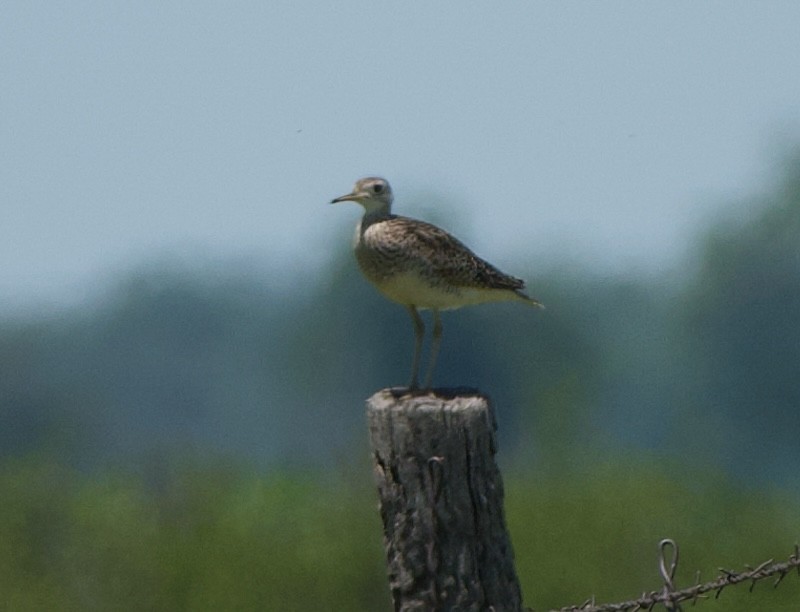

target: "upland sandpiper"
[331,177,542,391]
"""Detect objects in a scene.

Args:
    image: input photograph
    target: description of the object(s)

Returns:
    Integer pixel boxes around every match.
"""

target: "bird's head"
[331,177,393,215]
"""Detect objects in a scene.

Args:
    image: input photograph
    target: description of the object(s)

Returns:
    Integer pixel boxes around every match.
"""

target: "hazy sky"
[3,2,800,311]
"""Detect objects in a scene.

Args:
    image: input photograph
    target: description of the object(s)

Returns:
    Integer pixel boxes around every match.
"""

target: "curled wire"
[551,540,800,612]
[658,539,681,611]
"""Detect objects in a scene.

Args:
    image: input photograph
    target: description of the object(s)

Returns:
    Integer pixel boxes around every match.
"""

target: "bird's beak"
[330,191,365,204]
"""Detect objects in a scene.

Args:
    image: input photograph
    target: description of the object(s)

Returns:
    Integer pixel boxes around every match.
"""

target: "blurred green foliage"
[0,456,796,611]
[0,457,389,611]
[508,462,799,611]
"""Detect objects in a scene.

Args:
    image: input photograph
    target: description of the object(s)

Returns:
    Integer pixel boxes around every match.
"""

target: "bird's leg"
[406,305,424,390]
[423,308,442,391]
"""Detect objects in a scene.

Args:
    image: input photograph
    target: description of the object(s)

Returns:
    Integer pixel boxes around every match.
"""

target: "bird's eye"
[373,184,384,194]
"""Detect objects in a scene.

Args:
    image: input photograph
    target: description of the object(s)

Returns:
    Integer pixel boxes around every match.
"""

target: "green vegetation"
[508,462,799,611]
[0,458,388,611]
[0,456,796,611]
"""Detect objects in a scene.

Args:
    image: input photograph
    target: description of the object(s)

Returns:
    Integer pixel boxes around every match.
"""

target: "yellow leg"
[423,308,442,390]
[406,305,424,390]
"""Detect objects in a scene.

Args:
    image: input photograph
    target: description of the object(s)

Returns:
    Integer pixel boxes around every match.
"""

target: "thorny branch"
[546,539,800,612]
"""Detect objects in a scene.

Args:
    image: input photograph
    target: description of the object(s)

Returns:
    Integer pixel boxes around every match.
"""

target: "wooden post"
[367,388,523,612]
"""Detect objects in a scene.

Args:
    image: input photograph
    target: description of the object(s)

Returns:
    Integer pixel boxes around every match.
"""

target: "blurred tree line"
[1,152,799,610]
[2,152,799,482]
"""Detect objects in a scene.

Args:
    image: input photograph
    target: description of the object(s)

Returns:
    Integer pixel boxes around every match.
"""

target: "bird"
[331,177,542,391]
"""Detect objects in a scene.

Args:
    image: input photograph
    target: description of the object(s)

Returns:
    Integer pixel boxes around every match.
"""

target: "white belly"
[373,271,516,310]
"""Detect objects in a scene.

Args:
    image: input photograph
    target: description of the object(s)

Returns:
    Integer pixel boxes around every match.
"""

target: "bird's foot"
[387,384,432,399]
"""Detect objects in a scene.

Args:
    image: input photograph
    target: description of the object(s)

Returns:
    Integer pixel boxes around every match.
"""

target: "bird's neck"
[360,207,392,231]
[356,209,395,242]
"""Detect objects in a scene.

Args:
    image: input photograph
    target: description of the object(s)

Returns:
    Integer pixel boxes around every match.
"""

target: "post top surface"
[383,386,484,400]
[367,387,492,415]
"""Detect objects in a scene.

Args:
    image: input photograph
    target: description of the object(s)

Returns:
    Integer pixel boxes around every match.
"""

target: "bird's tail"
[515,290,545,309]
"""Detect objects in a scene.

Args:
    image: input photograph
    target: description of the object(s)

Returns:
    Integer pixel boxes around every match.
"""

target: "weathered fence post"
[367,387,523,612]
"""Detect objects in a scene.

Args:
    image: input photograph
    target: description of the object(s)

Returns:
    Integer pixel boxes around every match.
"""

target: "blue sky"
[3,2,800,311]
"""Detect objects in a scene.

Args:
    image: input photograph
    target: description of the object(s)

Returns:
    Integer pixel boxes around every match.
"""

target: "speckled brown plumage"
[331,176,542,390]
[355,214,533,304]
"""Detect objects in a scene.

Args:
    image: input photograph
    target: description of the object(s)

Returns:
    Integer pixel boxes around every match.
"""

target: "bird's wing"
[386,216,526,291]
